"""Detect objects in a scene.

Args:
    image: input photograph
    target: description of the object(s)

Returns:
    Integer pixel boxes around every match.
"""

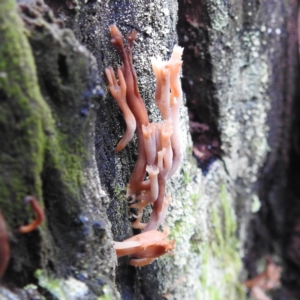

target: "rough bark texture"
[0,0,115,298]
[1,0,300,299]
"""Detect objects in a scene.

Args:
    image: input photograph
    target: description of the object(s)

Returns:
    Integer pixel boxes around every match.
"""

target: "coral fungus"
[106,24,183,266]
[19,196,45,234]
[0,212,10,278]
[244,256,281,300]
[114,229,175,267]
[105,67,136,152]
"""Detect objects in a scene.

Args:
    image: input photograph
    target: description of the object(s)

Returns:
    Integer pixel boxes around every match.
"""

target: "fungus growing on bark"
[244,256,281,300]
[106,24,183,266]
[0,212,10,278]
[18,196,45,234]
[105,67,136,152]
[146,165,160,202]
[142,124,157,165]
[114,229,175,267]
[108,24,149,197]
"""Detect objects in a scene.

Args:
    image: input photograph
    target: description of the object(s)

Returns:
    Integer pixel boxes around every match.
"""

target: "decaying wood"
[0,0,300,299]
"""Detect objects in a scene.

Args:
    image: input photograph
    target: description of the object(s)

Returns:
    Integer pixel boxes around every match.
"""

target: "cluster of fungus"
[105,25,183,266]
[0,212,9,279]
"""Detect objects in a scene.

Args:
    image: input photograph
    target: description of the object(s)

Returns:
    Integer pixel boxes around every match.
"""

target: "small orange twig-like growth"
[114,229,175,267]
[106,24,183,266]
[0,212,10,278]
[105,67,136,152]
[19,196,45,234]
[244,256,281,300]
[108,24,149,196]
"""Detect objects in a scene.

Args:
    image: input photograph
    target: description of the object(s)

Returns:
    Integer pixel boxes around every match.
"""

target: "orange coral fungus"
[0,212,10,278]
[114,229,175,267]
[105,67,136,152]
[19,196,45,234]
[244,256,281,300]
[109,24,149,196]
[106,24,183,266]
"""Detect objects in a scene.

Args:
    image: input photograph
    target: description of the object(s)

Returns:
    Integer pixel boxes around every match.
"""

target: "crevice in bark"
[278,57,300,299]
[243,1,300,299]
[177,0,222,174]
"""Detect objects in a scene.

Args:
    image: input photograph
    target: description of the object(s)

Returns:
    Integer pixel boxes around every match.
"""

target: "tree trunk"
[0,0,299,299]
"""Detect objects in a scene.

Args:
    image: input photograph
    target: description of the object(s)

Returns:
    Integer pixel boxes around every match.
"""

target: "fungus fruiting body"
[106,24,183,266]
[18,196,45,234]
[0,212,10,278]
[105,67,136,152]
[114,229,175,267]
[244,257,281,300]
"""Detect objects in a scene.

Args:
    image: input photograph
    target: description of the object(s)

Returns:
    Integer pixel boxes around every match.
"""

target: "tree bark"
[0,0,299,300]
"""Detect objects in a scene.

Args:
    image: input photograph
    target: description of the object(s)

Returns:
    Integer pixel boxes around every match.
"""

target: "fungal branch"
[106,24,183,266]
[244,256,281,300]
[18,196,45,234]
[114,229,175,267]
[0,212,10,279]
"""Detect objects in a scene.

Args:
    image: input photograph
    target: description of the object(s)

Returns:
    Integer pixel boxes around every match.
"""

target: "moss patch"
[197,184,245,300]
[0,0,51,217]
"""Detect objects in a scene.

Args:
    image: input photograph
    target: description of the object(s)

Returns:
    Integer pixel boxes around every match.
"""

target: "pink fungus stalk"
[105,67,136,152]
[146,165,160,202]
[18,196,45,234]
[113,229,175,267]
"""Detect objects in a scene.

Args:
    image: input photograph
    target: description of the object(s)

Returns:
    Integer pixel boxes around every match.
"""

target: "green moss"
[113,185,127,201]
[208,286,222,300]
[198,184,245,300]
[183,170,191,185]
[169,219,184,239]
[211,206,224,248]
[185,145,196,166]
[0,0,52,222]
[35,269,90,300]
[35,270,119,300]
[0,0,84,217]
[190,193,200,208]
[220,184,237,242]
[24,284,46,300]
